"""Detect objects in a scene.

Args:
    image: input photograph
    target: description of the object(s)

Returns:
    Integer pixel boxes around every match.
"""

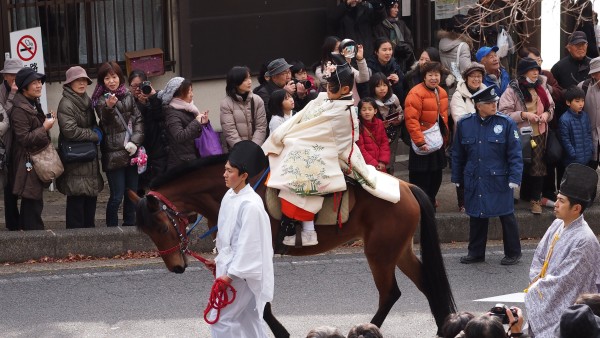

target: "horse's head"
[128,190,189,273]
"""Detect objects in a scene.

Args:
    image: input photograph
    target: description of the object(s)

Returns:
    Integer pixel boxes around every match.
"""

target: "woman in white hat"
[56,66,104,229]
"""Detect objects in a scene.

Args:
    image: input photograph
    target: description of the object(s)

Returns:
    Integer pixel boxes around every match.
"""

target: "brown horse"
[129,154,456,337]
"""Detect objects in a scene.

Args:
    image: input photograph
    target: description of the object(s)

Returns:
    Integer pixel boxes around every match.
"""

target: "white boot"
[282,230,318,246]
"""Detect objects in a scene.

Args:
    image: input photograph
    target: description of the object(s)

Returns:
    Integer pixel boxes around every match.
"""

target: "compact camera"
[490,303,518,324]
[293,79,312,90]
[141,81,152,95]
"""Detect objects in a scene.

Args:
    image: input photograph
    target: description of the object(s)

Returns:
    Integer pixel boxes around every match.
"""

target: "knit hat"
[589,56,600,74]
[0,58,24,74]
[15,67,46,91]
[475,46,499,62]
[472,86,499,103]
[462,62,485,79]
[264,58,292,77]
[64,66,92,85]
[157,77,184,105]
[559,163,599,205]
[228,140,268,177]
[555,304,600,338]
[517,57,541,76]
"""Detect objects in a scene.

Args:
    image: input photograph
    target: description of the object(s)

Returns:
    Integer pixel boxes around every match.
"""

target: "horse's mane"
[149,154,229,189]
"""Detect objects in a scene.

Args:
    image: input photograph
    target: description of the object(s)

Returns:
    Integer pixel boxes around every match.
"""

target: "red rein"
[203,278,237,324]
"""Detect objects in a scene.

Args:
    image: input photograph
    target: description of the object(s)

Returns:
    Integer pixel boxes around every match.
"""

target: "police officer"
[451,86,523,265]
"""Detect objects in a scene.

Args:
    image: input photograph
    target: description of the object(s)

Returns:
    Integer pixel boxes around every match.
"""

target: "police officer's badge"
[514,130,519,139]
[493,124,503,135]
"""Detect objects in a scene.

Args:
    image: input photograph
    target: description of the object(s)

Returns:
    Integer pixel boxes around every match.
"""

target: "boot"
[530,200,542,215]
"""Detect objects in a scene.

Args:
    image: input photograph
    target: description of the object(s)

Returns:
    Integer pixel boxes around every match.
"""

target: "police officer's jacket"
[451,112,523,217]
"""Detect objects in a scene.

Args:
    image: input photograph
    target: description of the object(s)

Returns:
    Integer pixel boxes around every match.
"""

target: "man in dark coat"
[451,86,523,265]
[328,0,386,57]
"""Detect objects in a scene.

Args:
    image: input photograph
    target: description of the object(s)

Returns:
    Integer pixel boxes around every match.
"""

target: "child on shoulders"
[559,86,594,167]
[356,97,391,172]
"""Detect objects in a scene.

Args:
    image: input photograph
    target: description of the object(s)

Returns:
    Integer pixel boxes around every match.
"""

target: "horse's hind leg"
[396,244,424,294]
[263,302,290,338]
[365,251,401,327]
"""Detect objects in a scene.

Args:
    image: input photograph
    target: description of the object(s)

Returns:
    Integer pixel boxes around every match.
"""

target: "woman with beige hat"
[56,66,104,228]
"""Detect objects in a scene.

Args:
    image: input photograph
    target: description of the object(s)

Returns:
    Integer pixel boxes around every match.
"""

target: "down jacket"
[498,76,555,134]
[559,109,593,166]
[220,93,267,148]
[95,91,144,172]
[404,83,449,147]
[164,105,202,171]
[356,118,390,170]
[9,93,50,200]
[450,80,486,131]
[56,85,104,196]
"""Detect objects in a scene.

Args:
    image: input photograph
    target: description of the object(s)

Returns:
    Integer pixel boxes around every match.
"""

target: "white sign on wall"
[9,27,48,114]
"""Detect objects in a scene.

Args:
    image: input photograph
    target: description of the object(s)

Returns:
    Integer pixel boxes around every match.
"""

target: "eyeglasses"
[468,75,483,79]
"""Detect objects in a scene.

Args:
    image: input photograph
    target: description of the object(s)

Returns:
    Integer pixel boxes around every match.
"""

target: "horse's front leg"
[263,302,290,338]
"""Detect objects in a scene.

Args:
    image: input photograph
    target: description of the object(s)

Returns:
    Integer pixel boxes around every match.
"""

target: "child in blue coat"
[559,86,593,167]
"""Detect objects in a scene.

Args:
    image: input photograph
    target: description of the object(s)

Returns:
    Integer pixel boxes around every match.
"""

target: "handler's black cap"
[555,304,600,338]
[472,86,500,104]
[228,140,268,177]
[559,163,598,204]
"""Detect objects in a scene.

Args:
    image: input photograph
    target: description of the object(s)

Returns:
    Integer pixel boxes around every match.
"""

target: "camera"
[141,81,152,95]
[490,303,518,324]
[45,113,53,119]
[520,126,533,135]
[103,92,112,99]
[293,79,312,90]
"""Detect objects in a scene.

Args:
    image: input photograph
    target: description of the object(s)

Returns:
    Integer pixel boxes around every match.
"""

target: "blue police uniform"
[452,101,523,263]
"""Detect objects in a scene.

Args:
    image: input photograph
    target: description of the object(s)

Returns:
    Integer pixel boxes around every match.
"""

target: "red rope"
[203,278,237,324]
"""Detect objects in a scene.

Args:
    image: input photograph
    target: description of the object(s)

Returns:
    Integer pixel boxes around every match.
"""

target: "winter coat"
[0,102,8,188]
[404,83,449,147]
[559,109,593,166]
[579,79,600,161]
[367,57,405,102]
[372,18,414,69]
[136,94,168,178]
[328,1,385,56]
[55,85,104,196]
[403,61,422,94]
[95,91,144,172]
[438,30,473,82]
[356,117,391,169]
[483,67,511,97]
[551,55,591,90]
[451,112,523,217]
[498,76,555,134]
[450,80,486,131]
[164,105,202,171]
[0,82,16,182]
[253,81,280,121]
[220,93,267,148]
[0,81,16,113]
[9,93,50,200]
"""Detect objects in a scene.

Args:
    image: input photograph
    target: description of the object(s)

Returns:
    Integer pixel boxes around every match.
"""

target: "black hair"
[357,97,379,132]
[422,47,442,63]
[369,72,393,102]
[576,294,600,316]
[373,37,393,55]
[319,36,341,71]
[519,46,541,59]
[442,312,475,338]
[563,194,589,213]
[173,79,193,99]
[419,61,447,80]
[225,66,251,101]
[228,161,248,176]
[326,56,355,93]
[268,89,290,118]
[257,61,270,86]
[564,86,586,103]
[128,69,147,84]
[463,315,505,338]
[290,60,306,78]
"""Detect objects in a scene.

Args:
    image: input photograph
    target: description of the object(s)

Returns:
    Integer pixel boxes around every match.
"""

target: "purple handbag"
[195,123,223,157]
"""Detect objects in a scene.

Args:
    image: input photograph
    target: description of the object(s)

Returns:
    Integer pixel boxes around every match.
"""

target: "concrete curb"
[1,209,598,263]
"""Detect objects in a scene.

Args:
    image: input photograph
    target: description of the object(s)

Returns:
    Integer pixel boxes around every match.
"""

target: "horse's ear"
[127,190,141,204]
[145,194,160,212]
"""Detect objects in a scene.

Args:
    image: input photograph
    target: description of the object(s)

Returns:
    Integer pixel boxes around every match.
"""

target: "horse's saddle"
[265,188,351,225]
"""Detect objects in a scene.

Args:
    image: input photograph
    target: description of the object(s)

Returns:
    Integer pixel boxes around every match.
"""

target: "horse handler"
[204,140,274,337]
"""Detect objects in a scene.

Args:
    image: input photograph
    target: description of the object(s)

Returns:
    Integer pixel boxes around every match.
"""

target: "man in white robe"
[525,163,600,338]
[206,140,274,338]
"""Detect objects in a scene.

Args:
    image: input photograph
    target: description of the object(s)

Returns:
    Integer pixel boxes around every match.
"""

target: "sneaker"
[282,230,318,246]
[459,255,485,264]
[541,197,555,208]
[530,200,542,215]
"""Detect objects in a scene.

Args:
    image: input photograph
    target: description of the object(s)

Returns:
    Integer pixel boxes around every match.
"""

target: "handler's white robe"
[262,92,399,213]
[210,184,274,338]
[525,215,600,338]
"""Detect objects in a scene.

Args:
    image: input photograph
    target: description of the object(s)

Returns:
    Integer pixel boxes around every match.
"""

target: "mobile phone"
[45,113,53,119]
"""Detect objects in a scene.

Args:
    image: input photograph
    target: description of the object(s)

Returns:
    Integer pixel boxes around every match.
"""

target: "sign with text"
[10,27,48,114]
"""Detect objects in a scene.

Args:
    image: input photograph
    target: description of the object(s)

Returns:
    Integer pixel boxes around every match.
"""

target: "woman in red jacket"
[404,61,449,207]
[356,97,391,172]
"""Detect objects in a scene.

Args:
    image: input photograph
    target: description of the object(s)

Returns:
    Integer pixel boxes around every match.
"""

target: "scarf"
[382,19,404,46]
[517,77,550,111]
[169,97,200,115]
[91,83,128,108]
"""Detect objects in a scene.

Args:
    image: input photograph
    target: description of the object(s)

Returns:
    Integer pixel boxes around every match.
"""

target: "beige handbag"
[29,142,64,183]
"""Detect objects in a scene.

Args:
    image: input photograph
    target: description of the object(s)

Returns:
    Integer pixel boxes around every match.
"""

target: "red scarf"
[518,77,550,111]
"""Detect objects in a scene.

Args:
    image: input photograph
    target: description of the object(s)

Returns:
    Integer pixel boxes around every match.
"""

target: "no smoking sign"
[17,35,37,61]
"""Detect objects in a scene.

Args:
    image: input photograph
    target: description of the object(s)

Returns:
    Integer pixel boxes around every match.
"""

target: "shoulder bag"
[544,128,563,165]
[410,89,444,155]
[29,141,64,183]
[59,139,97,163]
[195,123,223,157]
[114,107,147,174]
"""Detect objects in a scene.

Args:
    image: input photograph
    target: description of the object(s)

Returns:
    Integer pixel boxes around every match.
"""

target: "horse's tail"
[409,184,457,329]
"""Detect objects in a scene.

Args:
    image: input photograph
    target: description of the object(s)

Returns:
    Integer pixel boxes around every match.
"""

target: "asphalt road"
[0,242,537,338]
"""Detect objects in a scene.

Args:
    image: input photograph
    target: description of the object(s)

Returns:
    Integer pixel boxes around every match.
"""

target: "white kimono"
[210,184,274,338]
[262,92,399,214]
[525,215,600,338]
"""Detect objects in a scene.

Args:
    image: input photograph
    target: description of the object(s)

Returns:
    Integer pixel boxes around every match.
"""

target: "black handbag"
[544,129,563,165]
[520,133,532,164]
[60,140,97,163]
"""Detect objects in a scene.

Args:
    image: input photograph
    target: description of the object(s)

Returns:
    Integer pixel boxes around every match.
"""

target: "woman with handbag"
[56,66,104,229]
[160,77,209,171]
[92,61,144,227]
[499,57,555,215]
[9,68,56,230]
[220,66,267,148]
[404,61,449,207]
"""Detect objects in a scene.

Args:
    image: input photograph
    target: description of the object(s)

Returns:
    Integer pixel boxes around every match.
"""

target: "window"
[6,0,175,81]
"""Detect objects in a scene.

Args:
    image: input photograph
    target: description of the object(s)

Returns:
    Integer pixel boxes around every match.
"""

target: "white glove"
[455,183,460,187]
[509,183,519,190]
[125,142,137,156]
